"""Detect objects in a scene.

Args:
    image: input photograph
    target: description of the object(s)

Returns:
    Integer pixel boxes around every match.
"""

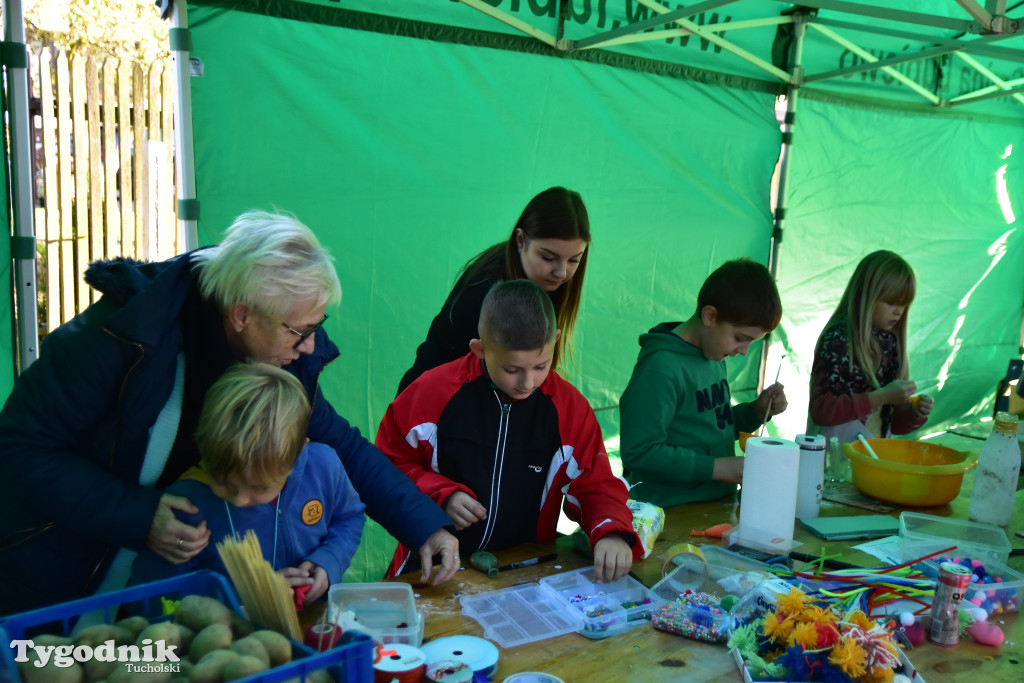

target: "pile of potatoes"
[16,594,332,683]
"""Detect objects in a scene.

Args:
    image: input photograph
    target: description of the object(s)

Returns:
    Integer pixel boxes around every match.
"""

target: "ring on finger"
[178,538,184,547]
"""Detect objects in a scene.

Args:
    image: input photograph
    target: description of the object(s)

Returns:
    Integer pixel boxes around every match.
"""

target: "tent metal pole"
[4,0,39,370]
[760,13,806,397]
[171,0,199,250]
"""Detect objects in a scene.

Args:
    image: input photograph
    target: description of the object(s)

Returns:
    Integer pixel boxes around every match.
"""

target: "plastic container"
[899,512,1011,565]
[460,582,585,647]
[539,567,656,639]
[328,582,424,647]
[658,545,775,599]
[914,555,1024,614]
[461,567,659,645]
[0,570,374,683]
[840,438,977,506]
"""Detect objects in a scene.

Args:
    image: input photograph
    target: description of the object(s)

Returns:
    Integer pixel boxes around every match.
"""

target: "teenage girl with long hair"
[397,187,590,395]
[808,250,933,440]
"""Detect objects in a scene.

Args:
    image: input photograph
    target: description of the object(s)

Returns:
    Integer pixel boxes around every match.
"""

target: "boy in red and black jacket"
[377,279,640,582]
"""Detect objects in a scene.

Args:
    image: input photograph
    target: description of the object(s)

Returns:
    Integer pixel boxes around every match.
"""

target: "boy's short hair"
[479,280,558,351]
[194,211,342,322]
[196,361,310,489]
[696,258,782,331]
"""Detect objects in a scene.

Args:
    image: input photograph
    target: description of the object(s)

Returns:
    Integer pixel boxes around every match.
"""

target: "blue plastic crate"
[0,570,373,682]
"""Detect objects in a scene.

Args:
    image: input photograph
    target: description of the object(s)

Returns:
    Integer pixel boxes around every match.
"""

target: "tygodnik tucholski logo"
[10,637,181,674]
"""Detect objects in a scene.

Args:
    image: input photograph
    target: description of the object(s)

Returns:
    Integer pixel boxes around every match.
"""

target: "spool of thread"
[737,437,800,545]
[470,551,499,578]
[304,621,342,651]
[502,674,566,683]
[420,635,500,679]
[373,643,426,683]
[794,434,826,519]
[425,659,474,682]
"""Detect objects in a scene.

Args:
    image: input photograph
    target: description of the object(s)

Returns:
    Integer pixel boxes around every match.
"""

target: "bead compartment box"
[914,554,1024,614]
[460,582,585,648]
[538,567,656,639]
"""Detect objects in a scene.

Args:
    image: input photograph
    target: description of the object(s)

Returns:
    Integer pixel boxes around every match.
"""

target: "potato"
[189,623,233,663]
[136,622,187,652]
[173,596,232,633]
[228,636,268,668]
[74,624,135,649]
[17,656,84,683]
[176,624,195,655]
[107,664,170,682]
[31,634,73,648]
[250,630,291,666]
[228,612,253,639]
[189,650,239,683]
[83,657,120,682]
[114,616,150,641]
[222,655,267,681]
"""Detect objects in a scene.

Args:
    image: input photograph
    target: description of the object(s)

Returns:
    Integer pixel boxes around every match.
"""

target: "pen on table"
[498,553,558,572]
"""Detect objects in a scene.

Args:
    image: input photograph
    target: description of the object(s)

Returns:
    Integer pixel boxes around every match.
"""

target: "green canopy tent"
[5,1,1023,581]
[171,0,1024,580]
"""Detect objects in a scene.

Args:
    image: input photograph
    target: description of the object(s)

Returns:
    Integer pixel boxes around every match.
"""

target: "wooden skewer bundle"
[216,530,301,640]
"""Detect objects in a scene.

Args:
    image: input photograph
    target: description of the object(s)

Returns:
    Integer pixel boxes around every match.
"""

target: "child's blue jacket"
[130,443,365,586]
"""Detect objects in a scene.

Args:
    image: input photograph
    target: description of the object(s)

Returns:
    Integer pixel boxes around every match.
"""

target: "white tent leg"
[4,0,39,370]
[171,0,199,250]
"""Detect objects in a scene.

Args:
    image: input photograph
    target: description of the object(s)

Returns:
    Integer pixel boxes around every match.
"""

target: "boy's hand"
[712,456,744,484]
[418,529,460,586]
[593,534,632,583]
[146,494,210,564]
[755,383,787,421]
[444,491,487,530]
[279,562,329,606]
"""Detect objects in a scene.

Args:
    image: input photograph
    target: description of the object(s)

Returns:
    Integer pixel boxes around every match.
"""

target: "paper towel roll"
[738,437,800,545]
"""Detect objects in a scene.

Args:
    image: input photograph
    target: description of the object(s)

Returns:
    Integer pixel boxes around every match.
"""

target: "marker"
[497,553,558,572]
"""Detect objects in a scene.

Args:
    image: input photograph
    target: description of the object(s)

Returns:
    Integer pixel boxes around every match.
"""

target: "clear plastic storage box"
[899,512,1011,565]
[539,567,656,639]
[328,582,424,647]
[461,567,657,646]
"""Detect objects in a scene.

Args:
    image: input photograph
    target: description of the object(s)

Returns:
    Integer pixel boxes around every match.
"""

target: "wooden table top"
[311,431,1024,682]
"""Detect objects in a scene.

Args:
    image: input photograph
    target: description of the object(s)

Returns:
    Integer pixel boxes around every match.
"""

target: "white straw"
[857,434,881,460]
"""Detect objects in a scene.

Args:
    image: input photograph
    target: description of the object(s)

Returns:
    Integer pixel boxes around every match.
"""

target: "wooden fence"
[31,49,178,335]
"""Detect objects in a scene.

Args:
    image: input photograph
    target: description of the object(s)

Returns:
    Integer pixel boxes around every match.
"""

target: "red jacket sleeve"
[551,380,644,562]
[375,363,475,509]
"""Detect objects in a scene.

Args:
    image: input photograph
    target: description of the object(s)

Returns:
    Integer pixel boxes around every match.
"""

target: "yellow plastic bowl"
[840,439,978,506]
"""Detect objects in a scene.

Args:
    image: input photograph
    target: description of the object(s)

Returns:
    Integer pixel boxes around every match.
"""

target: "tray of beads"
[913,553,1024,614]
[538,567,656,639]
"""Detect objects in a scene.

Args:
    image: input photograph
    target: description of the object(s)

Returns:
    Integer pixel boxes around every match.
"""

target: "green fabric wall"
[773,97,1024,440]
[187,5,781,581]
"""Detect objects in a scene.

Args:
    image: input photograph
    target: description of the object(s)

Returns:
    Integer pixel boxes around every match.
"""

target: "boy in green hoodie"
[619,258,788,508]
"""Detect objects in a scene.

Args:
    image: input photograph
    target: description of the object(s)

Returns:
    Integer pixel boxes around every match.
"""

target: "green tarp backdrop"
[182,0,1024,581]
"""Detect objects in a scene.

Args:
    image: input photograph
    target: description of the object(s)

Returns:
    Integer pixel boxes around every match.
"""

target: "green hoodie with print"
[619,322,762,508]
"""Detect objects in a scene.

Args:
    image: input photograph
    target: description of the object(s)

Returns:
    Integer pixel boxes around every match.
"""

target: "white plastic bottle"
[968,412,1020,527]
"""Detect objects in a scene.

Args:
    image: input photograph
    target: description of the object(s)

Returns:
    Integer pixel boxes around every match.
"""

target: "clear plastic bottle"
[968,412,1020,527]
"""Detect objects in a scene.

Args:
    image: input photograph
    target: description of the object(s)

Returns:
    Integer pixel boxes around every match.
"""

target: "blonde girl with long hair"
[808,250,933,441]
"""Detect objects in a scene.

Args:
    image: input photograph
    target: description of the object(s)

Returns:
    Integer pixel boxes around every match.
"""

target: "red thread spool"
[304,622,343,651]
[373,643,426,683]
